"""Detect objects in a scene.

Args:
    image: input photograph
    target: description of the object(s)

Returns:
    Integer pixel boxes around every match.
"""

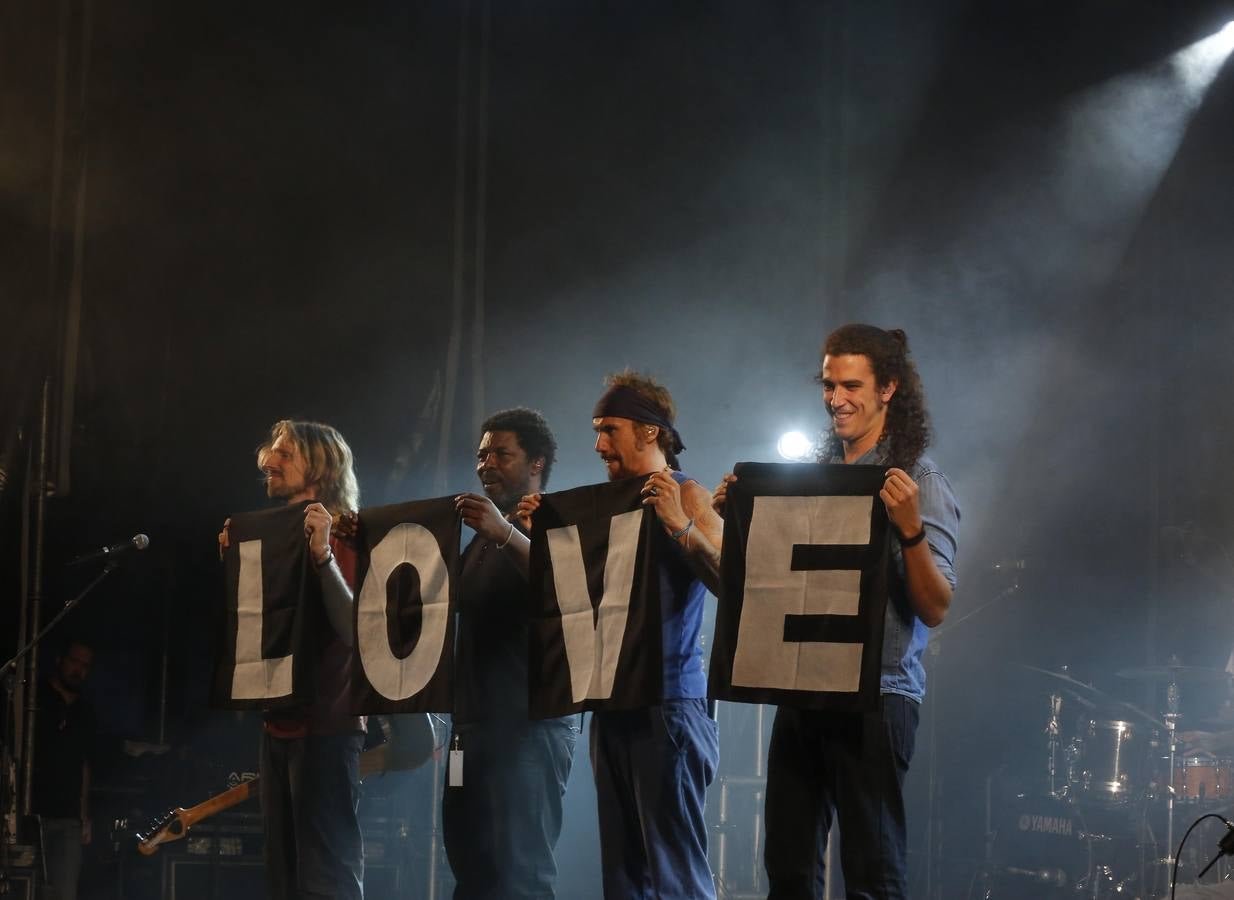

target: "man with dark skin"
[31,639,95,900]
[448,408,578,900]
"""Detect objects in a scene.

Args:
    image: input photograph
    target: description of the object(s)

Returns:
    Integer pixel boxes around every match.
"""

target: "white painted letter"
[731,495,871,692]
[231,539,294,700]
[356,523,451,701]
[547,509,642,702]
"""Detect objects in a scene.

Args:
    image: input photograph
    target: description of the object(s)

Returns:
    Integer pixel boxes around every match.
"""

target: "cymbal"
[1116,666,1230,684]
[1017,664,1109,706]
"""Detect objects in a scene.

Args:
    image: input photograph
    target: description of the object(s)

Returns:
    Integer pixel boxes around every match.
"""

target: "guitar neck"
[180,778,258,829]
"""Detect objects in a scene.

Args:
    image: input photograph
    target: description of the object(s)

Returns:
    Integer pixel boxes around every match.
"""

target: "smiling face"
[261,432,316,504]
[821,353,897,459]
[593,416,662,480]
[476,430,541,512]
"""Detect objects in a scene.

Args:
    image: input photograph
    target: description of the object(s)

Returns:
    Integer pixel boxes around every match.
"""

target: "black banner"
[351,497,460,713]
[709,463,890,712]
[212,502,320,710]
[528,477,662,719]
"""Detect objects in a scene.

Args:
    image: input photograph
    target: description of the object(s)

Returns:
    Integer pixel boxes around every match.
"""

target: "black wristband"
[898,528,927,548]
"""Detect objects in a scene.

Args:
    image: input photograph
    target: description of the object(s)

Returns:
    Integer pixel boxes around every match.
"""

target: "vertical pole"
[469,0,491,439]
[435,0,472,494]
[20,380,51,816]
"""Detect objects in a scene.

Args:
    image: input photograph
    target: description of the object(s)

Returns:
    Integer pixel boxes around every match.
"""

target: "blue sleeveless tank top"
[657,470,710,698]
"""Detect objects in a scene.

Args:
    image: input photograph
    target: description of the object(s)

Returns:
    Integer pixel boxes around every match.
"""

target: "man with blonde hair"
[220,418,366,899]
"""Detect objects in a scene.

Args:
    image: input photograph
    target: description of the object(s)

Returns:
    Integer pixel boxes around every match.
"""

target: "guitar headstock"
[135,809,187,856]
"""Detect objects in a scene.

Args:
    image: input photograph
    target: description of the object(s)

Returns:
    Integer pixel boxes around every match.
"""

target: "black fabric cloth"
[710,462,891,713]
[350,497,459,713]
[453,530,532,724]
[528,476,663,719]
[30,681,94,819]
[214,502,321,710]
[764,695,919,900]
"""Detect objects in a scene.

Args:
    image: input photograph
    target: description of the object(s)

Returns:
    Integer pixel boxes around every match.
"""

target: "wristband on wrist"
[670,519,695,542]
[315,547,335,568]
[496,521,516,549]
[898,527,927,548]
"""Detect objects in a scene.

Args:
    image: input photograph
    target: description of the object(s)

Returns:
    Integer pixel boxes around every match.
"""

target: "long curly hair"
[816,324,930,470]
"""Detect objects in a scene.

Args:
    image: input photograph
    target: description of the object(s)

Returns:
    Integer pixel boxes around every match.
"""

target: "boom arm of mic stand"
[0,562,119,677]
[927,581,1022,647]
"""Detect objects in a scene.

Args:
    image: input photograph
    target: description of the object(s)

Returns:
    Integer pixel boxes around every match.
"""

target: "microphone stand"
[1,562,119,678]
[0,562,118,892]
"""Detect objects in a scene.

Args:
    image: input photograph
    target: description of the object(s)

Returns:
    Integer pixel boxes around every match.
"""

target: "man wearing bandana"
[583,370,725,899]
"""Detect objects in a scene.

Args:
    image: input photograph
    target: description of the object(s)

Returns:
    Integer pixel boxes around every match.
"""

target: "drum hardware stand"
[1047,691,1065,798]
[1163,675,1181,885]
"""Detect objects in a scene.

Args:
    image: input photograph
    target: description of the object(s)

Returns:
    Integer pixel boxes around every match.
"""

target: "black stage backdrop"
[212,502,319,710]
[528,477,662,719]
[710,463,890,712]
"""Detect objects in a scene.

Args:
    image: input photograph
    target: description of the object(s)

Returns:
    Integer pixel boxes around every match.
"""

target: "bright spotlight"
[1172,21,1234,101]
[777,431,815,462]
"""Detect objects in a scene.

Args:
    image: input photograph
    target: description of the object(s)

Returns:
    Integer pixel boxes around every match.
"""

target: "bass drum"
[990,794,1091,899]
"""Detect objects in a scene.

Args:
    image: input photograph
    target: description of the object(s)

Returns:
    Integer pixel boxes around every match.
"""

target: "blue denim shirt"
[833,447,960,703]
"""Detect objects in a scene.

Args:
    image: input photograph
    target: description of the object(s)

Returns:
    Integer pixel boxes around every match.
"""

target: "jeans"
[39,817,82,900]
[260,731,365,900]
[591,699,720,900]
[764,694,920,900]
[443,716,579,899]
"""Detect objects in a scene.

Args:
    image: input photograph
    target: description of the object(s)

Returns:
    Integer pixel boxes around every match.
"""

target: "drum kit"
[986,662,1234,899]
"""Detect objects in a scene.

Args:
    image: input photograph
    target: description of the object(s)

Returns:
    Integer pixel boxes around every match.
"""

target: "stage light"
[1173,20,1234,101]
[777,431,815,462]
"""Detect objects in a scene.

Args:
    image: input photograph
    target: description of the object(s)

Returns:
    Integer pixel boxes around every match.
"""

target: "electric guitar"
[135,712,437,856]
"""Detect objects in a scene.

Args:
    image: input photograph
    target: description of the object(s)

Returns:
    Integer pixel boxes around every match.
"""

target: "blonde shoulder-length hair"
[257,419,360,514]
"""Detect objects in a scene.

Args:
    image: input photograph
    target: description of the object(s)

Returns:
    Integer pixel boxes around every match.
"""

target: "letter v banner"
[528,477,661,719]
[709,462,890,712]
[212,502,320,709]
[351,497,460,713]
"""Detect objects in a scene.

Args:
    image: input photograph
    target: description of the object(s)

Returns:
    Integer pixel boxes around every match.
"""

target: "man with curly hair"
[447,407,580,899]
[716,325,959,899]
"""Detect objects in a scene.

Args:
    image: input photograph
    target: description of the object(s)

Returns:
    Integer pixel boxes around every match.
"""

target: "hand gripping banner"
[709,462,891,712]
[528,477,662,719]
[351,497,460,713]
[213,502,320,710]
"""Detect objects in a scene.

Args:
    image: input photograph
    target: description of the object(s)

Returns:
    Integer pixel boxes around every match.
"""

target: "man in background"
[31,638,95,900]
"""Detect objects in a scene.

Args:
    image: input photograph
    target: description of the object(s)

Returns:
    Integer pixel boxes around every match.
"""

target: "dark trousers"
[260,731,365,900]
[442,716,579,900]
[591,699,720,900]
[38,817,82,900]
[764,694,920,900]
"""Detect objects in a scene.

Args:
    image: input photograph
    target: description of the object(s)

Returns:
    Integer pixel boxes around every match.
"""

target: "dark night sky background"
[5,1,1234,896]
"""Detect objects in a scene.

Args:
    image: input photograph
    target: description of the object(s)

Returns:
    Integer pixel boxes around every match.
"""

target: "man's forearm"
[902,542,952,627]
[319,559,355,645]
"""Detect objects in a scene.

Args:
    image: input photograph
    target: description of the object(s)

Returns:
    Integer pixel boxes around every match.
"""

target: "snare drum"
[1173,754,1234,804]
[1077,719,1142,803]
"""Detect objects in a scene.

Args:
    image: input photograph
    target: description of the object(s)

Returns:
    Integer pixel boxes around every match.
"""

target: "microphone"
[70,534,150,566]
[1004,866,1067,887]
